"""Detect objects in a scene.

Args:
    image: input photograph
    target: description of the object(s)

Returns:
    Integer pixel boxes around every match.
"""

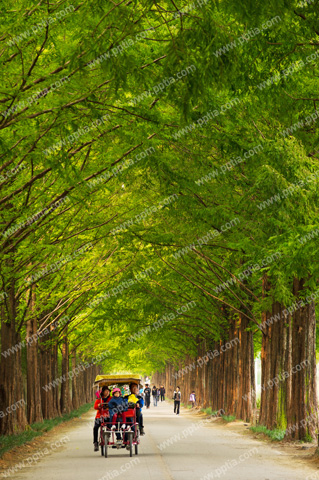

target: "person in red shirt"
[93,386,111,451]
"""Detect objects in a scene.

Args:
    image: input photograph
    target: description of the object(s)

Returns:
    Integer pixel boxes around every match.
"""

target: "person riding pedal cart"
[108,388,129,443]
[93,386,111,451]
[125,382,145,435]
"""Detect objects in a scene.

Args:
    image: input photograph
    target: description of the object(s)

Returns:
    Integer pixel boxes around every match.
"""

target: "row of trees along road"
[1,0,319,440]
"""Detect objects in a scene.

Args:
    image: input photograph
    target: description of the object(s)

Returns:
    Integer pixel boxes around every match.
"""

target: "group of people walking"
[143,384,166,407]
[143,384,197,415]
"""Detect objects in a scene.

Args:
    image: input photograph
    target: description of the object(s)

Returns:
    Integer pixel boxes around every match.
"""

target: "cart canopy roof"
[94,374,142,387]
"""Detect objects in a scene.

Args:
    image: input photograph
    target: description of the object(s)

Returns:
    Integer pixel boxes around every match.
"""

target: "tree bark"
[53,342,61,416]
[0,280,27,434]
[259,291,291,431]
[26,293,43,423]
[72,351,80,410]
[60,333,71,414]
[287,278,318,440]
[39,344,52,419]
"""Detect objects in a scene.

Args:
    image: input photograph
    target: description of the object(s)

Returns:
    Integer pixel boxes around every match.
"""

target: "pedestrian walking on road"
[173,386,181,415]
[144,384,151,408]
[160,385,166,401]
[152,385,158,406]
[157,387,161,403]
[189,391,196,408]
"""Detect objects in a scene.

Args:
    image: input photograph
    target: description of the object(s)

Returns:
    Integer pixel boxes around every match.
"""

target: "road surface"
[7,401,319,480]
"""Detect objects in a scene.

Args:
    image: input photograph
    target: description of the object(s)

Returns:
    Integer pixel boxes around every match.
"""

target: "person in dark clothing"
[173,386,181,415]
[152,386,158,406]
[93,386,111,451]
[160,385,166,401]
[144,384,151,408]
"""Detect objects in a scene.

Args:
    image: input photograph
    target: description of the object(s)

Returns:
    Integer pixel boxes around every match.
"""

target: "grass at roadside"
[0,402,93,458]
[221,414,236,423]
[250,425,315,443]
[250,424,286,441]
[201,407,212,415]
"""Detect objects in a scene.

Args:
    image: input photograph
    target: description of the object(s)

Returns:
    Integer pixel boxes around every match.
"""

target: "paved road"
[10,401,318,480]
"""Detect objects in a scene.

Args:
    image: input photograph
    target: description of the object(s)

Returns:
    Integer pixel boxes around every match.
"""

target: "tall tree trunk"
[39,344,52,419]
[260,311,291,431]
[72,351,80,410]
[83,367,89,404]
[226,318,240,415]
[259,277,291,431]
[287,278,318,440]
[0,317,17,435]
[52,342,61,416]
[60,334,71,414]
[15,331,27,429]
[231,268,256,421]
[0,281,27,434]
[78,361,85,405]
[236,313,256,422]
[26,293,43,423]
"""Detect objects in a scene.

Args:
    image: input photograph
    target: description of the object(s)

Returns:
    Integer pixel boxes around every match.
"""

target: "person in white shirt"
[173,386,181,414]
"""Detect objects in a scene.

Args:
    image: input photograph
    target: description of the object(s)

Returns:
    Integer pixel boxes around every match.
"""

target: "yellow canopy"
[94,374,142,387]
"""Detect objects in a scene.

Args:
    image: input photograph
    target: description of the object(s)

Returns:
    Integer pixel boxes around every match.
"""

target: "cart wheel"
[135,443,138,455]
[129,433,133,457]
[104,433,109,458]
[99,431,104,456]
